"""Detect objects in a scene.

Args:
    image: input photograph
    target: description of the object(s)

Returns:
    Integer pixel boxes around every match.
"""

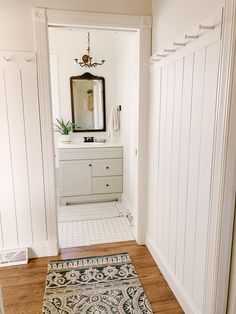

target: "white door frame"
[205,0,236,313]
[216,0,236,311]
[228,207,236,314]
[34,8,152,254]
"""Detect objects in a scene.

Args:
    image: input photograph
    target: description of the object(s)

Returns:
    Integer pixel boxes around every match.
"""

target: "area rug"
[42,253,153,313]
[58,202,123,223]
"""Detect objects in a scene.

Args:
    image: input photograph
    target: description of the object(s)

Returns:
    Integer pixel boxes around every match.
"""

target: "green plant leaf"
[54,118,76,135]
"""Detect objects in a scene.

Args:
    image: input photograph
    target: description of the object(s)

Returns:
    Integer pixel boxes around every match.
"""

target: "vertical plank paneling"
[162,62,175,258]
[193,40,220,311]
[0,51,48,255]
[153,68,162,244]
[147,69,157,239]
[21,69,47,244]
[4,69,33,247]
[0,69,18,248]
[157,66,168,248]
[147,27,221,312]
[147,70,155,238]
[168,58,184,270]
[183,47,207,294]
[176,53,194,282]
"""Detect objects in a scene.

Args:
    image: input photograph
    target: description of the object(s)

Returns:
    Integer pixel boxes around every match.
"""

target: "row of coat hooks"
[2,56,32,62]
[152,23,216,62]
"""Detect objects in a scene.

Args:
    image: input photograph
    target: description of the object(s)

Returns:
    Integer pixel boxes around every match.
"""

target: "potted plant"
[54,118,75,142]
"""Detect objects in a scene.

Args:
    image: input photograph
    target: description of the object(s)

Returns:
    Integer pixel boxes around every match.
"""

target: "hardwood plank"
[0,241,184,314]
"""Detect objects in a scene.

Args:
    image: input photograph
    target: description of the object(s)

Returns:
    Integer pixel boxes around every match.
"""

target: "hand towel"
[107,105,120,139]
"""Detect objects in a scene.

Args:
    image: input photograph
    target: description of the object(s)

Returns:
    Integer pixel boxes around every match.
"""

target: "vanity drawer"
[92,159,122,177]
[93,176,123,194]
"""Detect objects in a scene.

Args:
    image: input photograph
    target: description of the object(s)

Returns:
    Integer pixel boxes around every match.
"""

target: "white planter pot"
[60,134,71,143]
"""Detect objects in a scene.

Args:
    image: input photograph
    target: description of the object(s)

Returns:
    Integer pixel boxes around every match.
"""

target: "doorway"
[48,26,139,248]
[34,8,151,253]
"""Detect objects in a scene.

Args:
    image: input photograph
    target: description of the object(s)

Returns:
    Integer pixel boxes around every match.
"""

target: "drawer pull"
[106,166,109,169]
[89,164,92,167]
[106,184,109,187]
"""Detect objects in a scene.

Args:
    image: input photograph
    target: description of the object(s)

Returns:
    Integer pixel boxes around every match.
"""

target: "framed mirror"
[70,72,106,132]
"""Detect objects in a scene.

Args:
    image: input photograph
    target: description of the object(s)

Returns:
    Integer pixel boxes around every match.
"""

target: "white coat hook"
[156,54,167,58]
[164,49,176,53]
[199,24,215,30]
[185,34,199,39]
[25,57,31,62]
[173,42,186,47]
[3,56,11,62]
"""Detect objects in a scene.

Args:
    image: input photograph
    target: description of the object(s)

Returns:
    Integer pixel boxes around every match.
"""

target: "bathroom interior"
[48,26,140,248]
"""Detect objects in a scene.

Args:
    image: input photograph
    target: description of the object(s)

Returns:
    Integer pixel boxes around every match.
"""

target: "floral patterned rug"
[42,253,153,314]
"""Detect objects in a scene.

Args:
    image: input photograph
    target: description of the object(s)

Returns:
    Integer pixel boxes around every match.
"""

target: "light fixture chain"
[74,31,105,68]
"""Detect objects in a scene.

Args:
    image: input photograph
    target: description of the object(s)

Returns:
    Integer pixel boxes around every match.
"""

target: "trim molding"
[146,234,200,314]
[28,240,59,258]
[227,207,236,313]
[204,1,236,313]
[47,9,152,29]
[34,8,59,255]
[136,25,151,244]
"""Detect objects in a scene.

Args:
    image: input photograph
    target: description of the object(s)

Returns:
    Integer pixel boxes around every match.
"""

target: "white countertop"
[58,142,123,149]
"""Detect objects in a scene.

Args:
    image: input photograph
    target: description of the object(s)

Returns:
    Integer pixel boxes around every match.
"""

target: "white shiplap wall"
[0,52,48,256]
[146,28,221,313]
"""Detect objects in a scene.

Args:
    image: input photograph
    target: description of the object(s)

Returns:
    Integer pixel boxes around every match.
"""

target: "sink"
[58,142,122,149]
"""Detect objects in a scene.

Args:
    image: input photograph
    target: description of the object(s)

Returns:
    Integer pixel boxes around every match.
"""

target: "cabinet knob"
[106,184,109,187]
[89,164,92,167]
[106,166,109,169]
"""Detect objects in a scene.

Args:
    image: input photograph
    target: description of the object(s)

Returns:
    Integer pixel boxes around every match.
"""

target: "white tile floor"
[58,202,134,248]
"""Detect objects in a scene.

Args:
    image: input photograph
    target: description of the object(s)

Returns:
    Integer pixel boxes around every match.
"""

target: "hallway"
[0,241,183,314]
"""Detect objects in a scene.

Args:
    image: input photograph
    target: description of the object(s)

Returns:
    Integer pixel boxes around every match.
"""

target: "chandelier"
[74,32,105,68]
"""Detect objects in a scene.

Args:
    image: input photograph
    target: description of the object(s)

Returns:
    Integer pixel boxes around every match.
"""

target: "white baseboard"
[28,240,59,258]
[47,240,59,256]
[146,234,200,314]
[0,285,4,314]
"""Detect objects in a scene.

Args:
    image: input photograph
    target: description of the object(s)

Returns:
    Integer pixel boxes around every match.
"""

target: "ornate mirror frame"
[70,72,106,132]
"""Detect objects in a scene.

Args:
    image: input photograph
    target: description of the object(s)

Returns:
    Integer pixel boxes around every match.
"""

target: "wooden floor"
[0,241,184,314]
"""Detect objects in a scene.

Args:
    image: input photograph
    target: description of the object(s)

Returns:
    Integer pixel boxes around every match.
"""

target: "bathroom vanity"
[58,143,123,205]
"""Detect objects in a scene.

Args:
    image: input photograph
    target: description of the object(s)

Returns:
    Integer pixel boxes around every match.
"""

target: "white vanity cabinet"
[58,144,123,205]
